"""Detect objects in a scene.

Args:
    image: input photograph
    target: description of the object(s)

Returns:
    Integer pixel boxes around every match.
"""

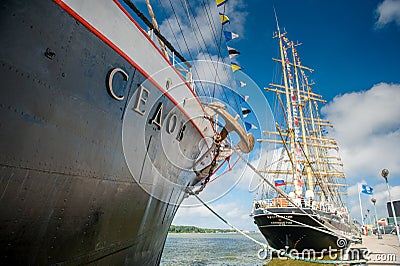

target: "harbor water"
[160,232,331,265]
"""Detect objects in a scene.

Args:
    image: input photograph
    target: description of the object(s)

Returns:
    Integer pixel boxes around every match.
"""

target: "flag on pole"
[358,183,364,226]
[227,46,240,58]
[361,184,373,195]
[216,0,228,7]
[242,107,251,117]
[223,30,239,41]
[244,121,257,131]
[231,62,242,72]
[295,178,303,187]
[219,13,230,25]
[238,94,249,102]
[274,179,286,187]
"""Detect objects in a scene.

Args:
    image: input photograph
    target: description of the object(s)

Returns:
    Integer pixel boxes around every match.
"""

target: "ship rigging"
[251,15,359,252]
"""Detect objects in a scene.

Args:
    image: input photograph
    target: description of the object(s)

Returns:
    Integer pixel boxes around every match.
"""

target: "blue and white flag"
[223,30,239,41]
[361,184,373,195]
[244,121,257,131]
[238,94,249,103]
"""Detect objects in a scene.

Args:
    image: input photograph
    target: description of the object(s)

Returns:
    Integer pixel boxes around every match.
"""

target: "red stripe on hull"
[53,0,208,138]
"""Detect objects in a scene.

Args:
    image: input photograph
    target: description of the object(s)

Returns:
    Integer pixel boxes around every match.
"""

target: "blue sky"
[133,0,400,229]
[236,0,400,228]
[238,0,400,100]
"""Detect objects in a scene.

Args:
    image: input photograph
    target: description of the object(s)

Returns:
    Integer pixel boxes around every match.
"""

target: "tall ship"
[251,20,357,253]
[0,0,253,264]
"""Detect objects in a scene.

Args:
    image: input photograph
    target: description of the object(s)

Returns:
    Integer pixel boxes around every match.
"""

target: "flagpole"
[381,169,400,246]
[358,183,364,226]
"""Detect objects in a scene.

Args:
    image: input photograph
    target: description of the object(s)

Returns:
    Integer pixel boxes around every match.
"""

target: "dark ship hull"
[0,0,212,264]
[253,207,351,252]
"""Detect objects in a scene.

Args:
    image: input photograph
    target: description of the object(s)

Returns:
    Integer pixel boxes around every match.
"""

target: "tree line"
[168,225,235,233]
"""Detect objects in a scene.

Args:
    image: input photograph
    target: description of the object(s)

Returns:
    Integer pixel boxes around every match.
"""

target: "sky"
[133,0,400,229]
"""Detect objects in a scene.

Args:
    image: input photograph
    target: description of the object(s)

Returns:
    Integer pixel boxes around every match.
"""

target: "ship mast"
[273,11,297,190]
[258,12,349,209]
[291,43,314,191]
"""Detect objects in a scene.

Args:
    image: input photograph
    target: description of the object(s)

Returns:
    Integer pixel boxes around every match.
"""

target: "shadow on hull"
[0,0,205,264]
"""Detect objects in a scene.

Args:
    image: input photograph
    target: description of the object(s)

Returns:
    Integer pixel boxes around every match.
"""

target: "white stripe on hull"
[60,0,213,138]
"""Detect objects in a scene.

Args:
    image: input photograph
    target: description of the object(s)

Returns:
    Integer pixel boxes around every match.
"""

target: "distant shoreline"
[168,225,258,234]
[168,232,237,234]
[168,225,236,234]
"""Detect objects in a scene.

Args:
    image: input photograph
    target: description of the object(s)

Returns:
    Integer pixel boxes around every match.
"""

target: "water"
[160,233,328,265]
[160,232,265,265]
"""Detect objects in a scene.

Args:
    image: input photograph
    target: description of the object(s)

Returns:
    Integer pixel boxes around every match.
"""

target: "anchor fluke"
[204,102,255,154]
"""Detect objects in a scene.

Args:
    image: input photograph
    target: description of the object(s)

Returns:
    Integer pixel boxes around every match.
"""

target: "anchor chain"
[192,132,223,194]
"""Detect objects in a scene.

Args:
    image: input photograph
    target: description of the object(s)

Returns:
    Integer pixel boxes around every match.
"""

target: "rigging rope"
[188,190,269,249]
[233,149,357,242]
[159,0,241,113]
[266,34,350,220]
[188,189,367,264]
[194,134,356,242]
[162,0,208,96]
[181,0,236,102]
[122,0,191,68]
[180,0,212,97]
[209,155,240,184]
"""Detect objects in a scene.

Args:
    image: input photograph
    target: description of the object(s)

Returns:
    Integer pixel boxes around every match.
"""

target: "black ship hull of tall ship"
[0,0,213,264]
[253,207,352,252]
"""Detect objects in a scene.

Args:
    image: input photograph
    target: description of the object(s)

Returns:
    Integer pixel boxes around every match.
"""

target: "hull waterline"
[253,208,351,252]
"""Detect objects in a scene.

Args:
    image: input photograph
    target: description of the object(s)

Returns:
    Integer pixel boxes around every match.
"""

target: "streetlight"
[367,209,371,225]
[381,169,400,245]
[371,198,382,239]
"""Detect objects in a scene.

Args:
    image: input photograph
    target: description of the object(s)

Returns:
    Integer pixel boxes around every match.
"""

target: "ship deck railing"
[122,1,194,89]
[147,29,193,84]
[254,198,348,219]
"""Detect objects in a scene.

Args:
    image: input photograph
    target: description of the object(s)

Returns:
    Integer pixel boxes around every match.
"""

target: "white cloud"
[158,0,247,59]
[216,0,248,36]
[174,201,256,230]
[375,0,400,28]
[177,151,261,208]
[155,1,248,102]
[190,57,232,89]
[173,83,400,227]
[322,83,400,180]
[159,12,216,55]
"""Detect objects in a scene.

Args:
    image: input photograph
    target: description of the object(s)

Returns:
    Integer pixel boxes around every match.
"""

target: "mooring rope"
[233,149,357,243]
[189,190,368,264]
[189,190,268,249]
